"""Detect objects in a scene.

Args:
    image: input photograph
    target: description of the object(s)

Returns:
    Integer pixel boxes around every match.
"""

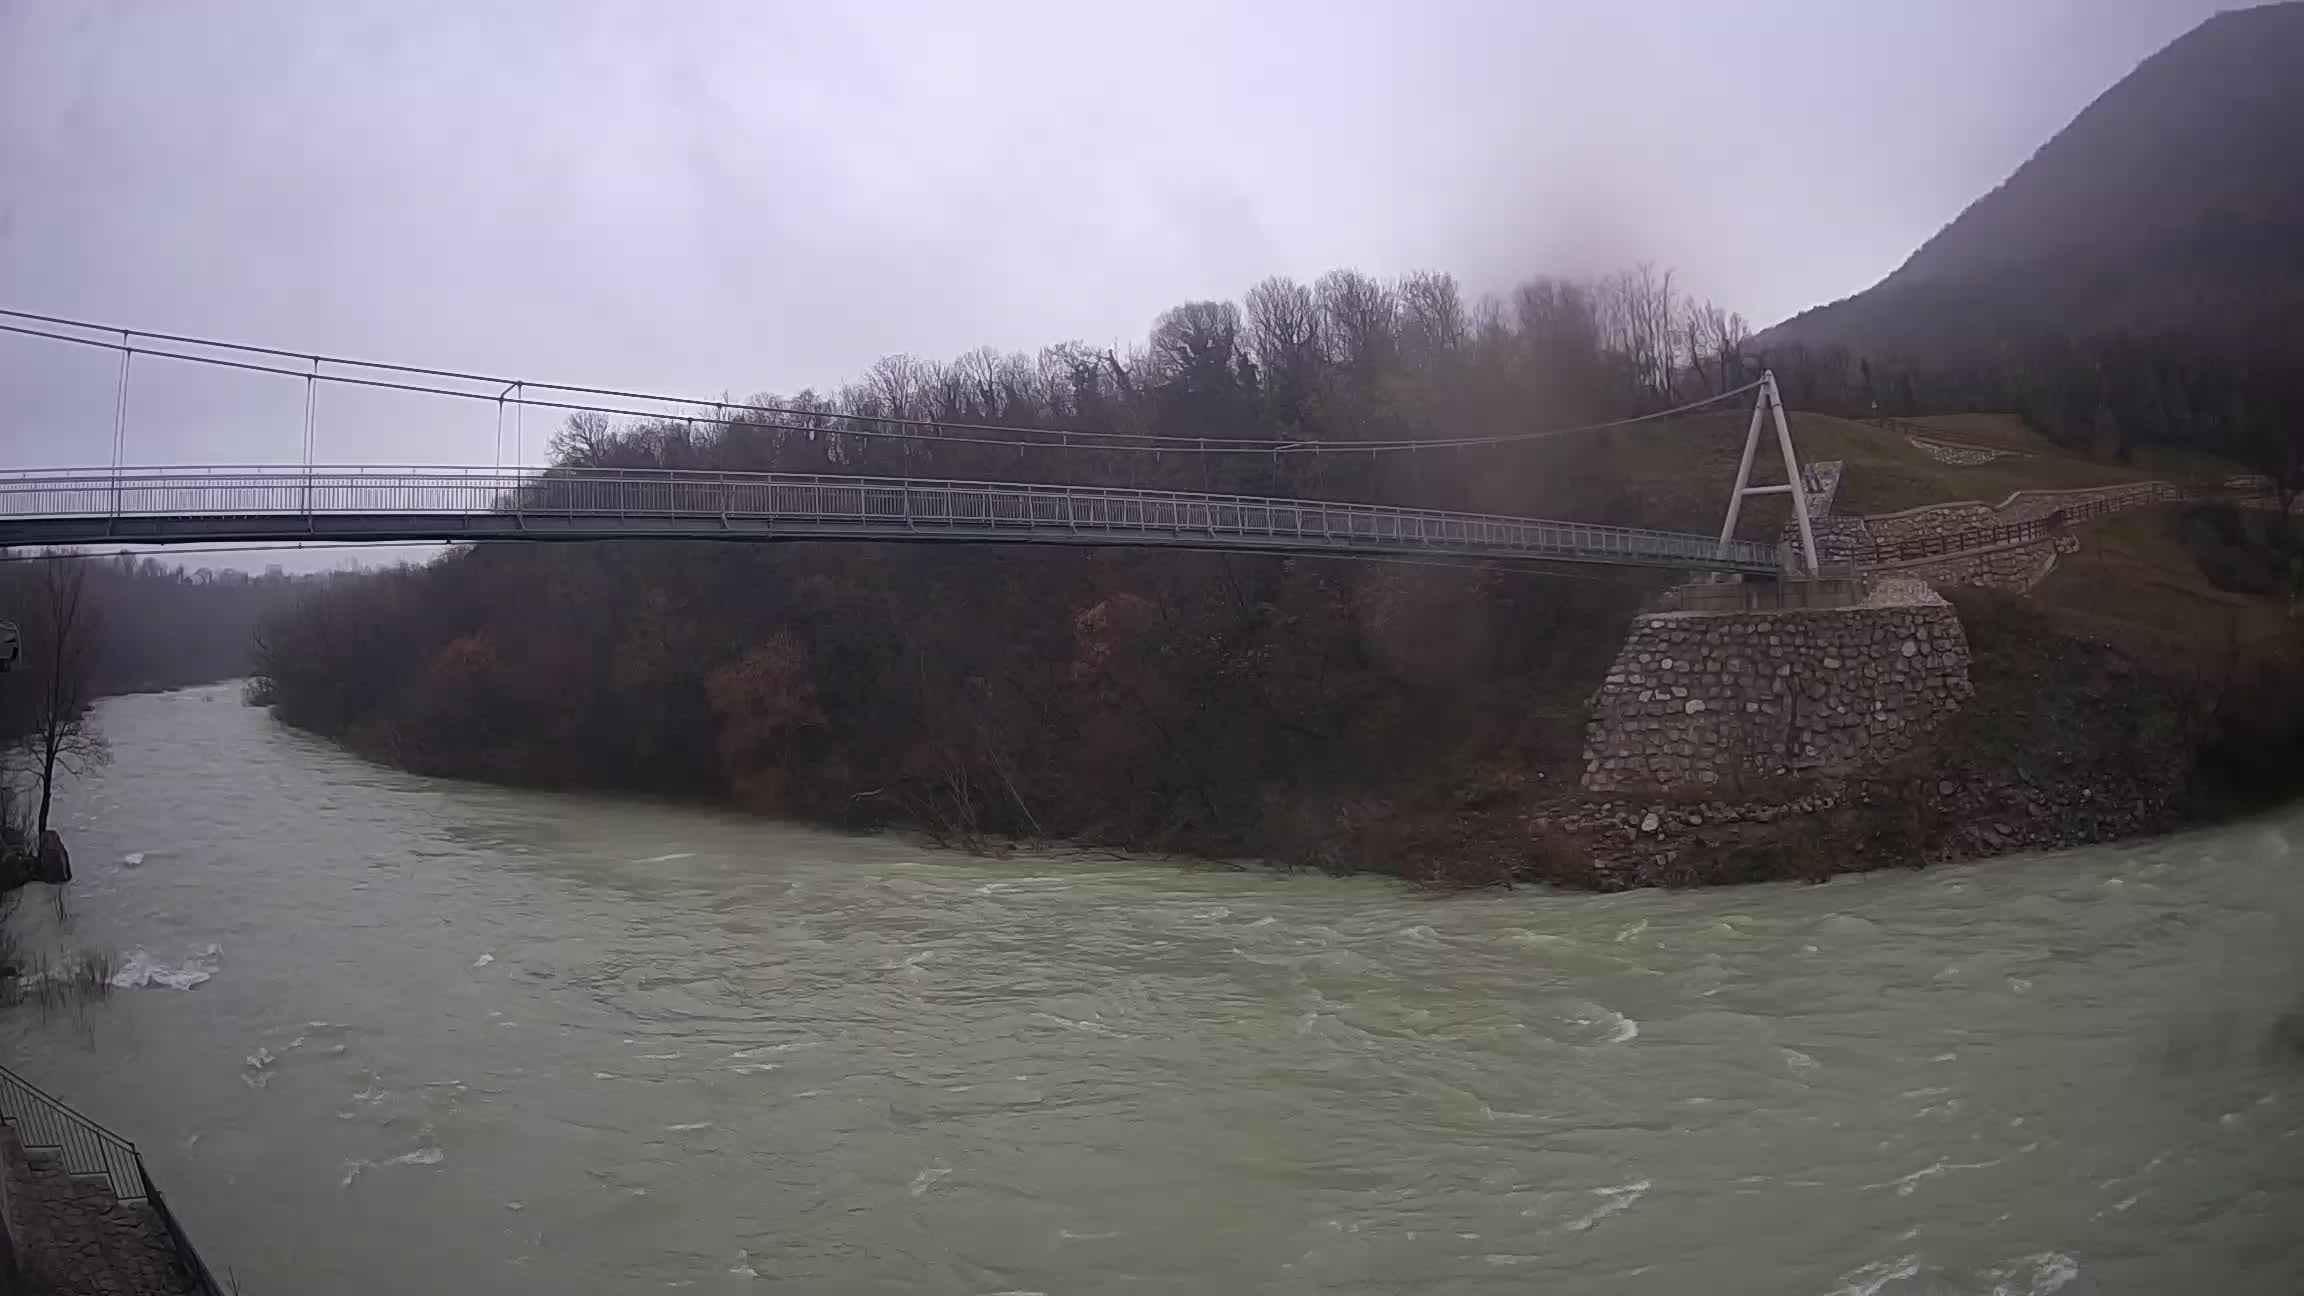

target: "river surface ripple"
[6,685,2303,1293]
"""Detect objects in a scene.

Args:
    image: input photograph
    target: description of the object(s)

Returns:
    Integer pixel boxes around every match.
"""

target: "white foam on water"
[730,1041,818,1059]
[1569,1006,1639,1044]
[471,953,494,968]
[1502,929,1568,947]
[1564,1179,1651,1231]
[1397,924,1440,943]
[636,1052,683,1060]
[1028,1013,1123,1037]
[908,1166,951,1196]
[728,1250,757,1278]
[1874,1157,2002,1197]
[1614,919,1648,942]
[342,1140,440,1187]
[631,852,695,864]
[120,852,146,867]
[110,944,221,990]
[1828,1253,1922,1296]
[1783,1048,1820,1075]
[665,1121,713,1132]
[1984,1251,2079,1296]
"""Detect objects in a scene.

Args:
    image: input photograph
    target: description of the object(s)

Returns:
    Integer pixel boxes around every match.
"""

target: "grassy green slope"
[1547,410,2234,538]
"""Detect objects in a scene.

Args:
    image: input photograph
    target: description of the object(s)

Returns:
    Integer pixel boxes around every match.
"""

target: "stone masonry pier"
[1581,580,1974,797]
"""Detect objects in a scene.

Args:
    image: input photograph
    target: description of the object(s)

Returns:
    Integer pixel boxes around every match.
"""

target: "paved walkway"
[1,1127,191,1295]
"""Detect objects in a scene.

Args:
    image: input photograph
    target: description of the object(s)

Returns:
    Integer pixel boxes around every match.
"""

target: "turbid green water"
[6,684,2302,1293]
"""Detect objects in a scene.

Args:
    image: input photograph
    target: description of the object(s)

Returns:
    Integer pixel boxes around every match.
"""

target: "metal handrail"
[0,1062,223,1294]
[0,1061,144,1199]
[0,464,1786,572]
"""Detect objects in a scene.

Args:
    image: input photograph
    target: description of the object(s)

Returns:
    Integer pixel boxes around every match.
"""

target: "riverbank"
[252,583,2267,894]
[244,482,2304,890]
[250,565,2297,891]
[1328,589,2225,890]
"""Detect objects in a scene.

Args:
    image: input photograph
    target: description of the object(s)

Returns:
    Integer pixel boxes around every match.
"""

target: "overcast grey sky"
[0,0,2233,475]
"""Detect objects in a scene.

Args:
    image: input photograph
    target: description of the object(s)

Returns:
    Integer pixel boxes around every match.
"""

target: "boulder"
[33,830,70,885]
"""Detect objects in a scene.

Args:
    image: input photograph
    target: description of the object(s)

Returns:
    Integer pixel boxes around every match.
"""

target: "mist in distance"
[0,0,2227,479]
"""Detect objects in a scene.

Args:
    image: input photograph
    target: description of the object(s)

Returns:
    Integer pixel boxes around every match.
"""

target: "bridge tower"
[1715,371,1820,577]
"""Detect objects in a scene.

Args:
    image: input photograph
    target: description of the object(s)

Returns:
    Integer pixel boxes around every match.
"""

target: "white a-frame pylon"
[1716,370,1820,577]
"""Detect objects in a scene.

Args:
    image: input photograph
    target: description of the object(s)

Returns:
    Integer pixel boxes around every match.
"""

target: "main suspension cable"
[0,309,1759,458]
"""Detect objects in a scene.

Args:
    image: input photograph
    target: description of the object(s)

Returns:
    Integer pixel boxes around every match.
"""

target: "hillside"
[1767,2,2304,358]
[1542,409,2234,540]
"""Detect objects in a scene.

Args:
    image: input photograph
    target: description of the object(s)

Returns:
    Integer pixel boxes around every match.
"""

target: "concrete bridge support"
[1581,580,1974,796]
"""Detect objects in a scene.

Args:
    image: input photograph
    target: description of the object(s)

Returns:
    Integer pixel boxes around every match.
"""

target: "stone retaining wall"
[1864,481,2177,547]
[1777,461,1865,562]
[1876,535,2081,593]
[1909,437,2016,465]
[1581,589,1974,796]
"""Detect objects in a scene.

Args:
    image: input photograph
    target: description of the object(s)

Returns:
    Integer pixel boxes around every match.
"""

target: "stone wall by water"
[1581,587,1974,796]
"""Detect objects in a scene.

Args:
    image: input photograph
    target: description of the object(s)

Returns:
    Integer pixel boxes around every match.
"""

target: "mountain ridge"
[1767,2,2304,357]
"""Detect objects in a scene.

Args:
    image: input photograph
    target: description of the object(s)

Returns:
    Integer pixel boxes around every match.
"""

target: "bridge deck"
[0,467,1783,573]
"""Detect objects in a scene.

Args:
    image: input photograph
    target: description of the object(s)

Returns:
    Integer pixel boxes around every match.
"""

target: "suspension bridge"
[0,310,1815,575]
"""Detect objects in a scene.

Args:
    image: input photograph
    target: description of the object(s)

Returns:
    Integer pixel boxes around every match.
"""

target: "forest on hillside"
[2,552,311,856]
[248,252,2304,879]
[251,265,1761,879]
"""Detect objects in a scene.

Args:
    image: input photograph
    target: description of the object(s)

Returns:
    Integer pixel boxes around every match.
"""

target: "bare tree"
[549,411,617,466]
[1600,263,1680,405]
[1314,269,1397,381]
[1397,270,1469,362]
[1242,276,1321,385]
[1683,297,1752,395]
[12,556,107,844]
[1514,276,1606,394]
[1243,276,1322,420]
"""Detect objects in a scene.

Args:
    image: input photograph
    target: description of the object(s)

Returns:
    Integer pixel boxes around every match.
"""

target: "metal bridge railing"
[0,1062,225,1294]
[0,1063,144,1199]
[0,465,1786,572]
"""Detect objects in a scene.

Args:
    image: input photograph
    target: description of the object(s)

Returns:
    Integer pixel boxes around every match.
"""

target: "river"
[4,684,2303,1294]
